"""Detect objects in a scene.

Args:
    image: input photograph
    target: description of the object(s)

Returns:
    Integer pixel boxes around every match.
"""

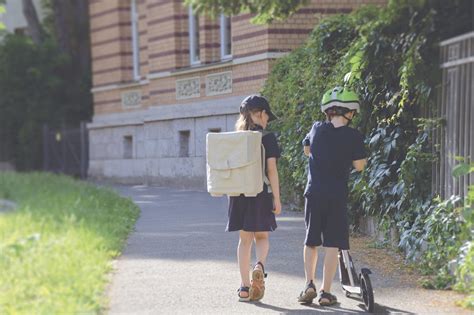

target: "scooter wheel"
[360,273,374,313]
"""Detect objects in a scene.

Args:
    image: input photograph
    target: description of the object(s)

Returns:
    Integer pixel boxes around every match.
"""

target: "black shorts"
[304,192,350,250]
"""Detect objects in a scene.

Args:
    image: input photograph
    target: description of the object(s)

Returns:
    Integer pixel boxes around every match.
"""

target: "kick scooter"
[338,249,375,313]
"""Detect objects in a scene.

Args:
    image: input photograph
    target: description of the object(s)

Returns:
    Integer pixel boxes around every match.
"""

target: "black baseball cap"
[240,95,278,122]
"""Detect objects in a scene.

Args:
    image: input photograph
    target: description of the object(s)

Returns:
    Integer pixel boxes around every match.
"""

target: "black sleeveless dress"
[226,126,281,232]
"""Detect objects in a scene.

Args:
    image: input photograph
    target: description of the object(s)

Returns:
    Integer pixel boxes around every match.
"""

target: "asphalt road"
[106,185,468,314]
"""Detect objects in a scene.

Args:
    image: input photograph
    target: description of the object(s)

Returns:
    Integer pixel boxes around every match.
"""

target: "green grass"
[0,172,140,314]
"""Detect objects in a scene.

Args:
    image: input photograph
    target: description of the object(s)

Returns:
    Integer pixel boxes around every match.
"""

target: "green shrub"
[452,162,474,307]
[456,241,474,308]
[262,0,473,297]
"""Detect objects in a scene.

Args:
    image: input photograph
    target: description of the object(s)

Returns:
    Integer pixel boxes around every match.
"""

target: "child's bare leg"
[321,247,339,292]
[304,245,318,285]
[238,230,253,293]
[254,232,269,266]
[250,232,269,300]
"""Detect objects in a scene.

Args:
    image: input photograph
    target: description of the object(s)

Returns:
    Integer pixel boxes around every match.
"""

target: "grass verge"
[0,172,140,314]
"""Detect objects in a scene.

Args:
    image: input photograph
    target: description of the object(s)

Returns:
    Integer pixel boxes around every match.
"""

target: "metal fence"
[42,122,89,179]
[433,31,474,199]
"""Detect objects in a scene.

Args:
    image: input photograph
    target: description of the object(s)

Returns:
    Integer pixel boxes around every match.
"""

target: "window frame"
[131,0,140,81]
[123,135,134,159]
[179,130,191,157]
[188,6,201,66]
[220,14,232,60]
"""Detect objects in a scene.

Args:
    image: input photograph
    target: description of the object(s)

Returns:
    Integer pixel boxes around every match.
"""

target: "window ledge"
[171,59,233,76]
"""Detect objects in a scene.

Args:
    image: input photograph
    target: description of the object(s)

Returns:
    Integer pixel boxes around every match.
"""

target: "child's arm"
[267,157,281,215]
[352,159,367,171]
[352,130,367,171]
[302,123,316,157]
[304,146,310,157]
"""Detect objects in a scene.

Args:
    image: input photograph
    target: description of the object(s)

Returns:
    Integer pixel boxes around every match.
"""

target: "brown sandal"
[249,261,267,301]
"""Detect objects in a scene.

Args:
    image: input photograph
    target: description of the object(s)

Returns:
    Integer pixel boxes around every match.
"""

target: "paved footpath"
[107,185,469,314]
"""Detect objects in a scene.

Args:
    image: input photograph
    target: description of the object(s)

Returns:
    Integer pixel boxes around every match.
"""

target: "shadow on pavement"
[371,303,415,314]
[107,185,426,314]
[252,301,412,314]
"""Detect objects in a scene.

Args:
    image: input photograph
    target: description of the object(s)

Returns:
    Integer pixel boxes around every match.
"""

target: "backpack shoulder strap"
[259,130,272,193]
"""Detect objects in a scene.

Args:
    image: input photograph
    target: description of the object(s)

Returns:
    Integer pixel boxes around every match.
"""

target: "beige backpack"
[206,131,269,197]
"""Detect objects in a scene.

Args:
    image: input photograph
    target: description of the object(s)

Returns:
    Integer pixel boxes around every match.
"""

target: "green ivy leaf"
[453,163,472,178]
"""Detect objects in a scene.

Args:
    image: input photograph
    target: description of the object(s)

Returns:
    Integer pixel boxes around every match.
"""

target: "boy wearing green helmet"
[298,86,367,306]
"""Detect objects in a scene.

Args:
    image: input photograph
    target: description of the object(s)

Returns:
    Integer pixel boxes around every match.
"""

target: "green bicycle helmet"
[321,86,360,113]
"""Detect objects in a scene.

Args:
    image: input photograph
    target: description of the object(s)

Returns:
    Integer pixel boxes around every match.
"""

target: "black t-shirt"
[251,125,281,178]
[262,132,281,160]
[251,125,281,161]
[303,121,366,198]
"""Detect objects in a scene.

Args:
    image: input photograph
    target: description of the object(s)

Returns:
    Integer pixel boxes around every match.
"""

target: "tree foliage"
[0,0,91,169]
[0,6,5,30]
[0,0,5,31]
[184,0,309,23]
[262,0,473,292]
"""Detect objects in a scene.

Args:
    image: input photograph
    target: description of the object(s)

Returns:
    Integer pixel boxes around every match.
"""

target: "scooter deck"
[342,284,361,295]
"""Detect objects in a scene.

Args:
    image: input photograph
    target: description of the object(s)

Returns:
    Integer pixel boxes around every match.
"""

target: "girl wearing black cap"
[227,95,281,302]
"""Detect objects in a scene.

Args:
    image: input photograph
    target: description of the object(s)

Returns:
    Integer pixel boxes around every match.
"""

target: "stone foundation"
[87,96,242,189]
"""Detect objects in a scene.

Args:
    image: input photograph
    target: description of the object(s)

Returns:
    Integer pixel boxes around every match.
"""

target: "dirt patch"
[349,234,470,311]
[350,234,420,287]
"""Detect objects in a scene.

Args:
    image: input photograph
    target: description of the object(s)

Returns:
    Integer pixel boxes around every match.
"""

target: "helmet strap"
[326,109,354,125]
[342,113,353,125]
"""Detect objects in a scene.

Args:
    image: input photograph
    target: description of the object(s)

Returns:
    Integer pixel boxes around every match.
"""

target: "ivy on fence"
[262,0,473,301]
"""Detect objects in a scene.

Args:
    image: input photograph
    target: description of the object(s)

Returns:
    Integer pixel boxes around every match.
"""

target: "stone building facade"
[87,0,385,188]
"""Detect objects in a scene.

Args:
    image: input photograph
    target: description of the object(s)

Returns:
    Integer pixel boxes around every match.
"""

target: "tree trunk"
[48,0,93,123]
[74,0,91,78]
[51,0,71,54]
[22,0,42,44]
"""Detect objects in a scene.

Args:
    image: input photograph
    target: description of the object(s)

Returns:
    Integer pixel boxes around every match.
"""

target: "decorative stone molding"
[87,95,244,130]
[176,77,200,100]
[206,71,232,96]
[121,90,142,108]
